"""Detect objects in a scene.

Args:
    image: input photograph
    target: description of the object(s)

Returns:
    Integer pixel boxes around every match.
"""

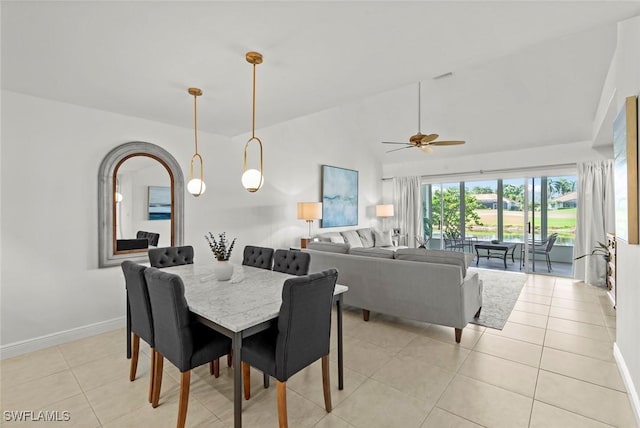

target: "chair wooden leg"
[227,350,233,367]
[151,352,164,408]
[129,334,140,381]
[148,349,156,403]
[277,381,288,428]
[321,355,332,412]
[362,309,370,321]
[242,362,251,400]
[177,371,190,428]
[455,328,462,343]
[210,359,220,378]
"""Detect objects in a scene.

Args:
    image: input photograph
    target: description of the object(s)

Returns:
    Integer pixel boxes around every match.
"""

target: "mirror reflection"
[99,141,184,268]
[114,155,173,253]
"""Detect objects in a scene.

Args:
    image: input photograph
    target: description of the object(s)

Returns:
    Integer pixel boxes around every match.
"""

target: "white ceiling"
[3,1,640,162]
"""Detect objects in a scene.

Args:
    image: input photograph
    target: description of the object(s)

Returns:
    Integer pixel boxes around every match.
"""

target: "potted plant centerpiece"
[205,232,237,281]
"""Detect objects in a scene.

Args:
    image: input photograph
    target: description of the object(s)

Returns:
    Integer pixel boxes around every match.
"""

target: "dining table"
[156,263,348,428]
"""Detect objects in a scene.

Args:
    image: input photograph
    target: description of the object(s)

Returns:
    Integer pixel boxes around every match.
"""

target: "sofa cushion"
[394,248,472,276]
[341,230,363,248]
[317,232,344,243]
[348,247,395,259]
[356,228,375,248]
[307,242,350,253]
[373,229,393,247]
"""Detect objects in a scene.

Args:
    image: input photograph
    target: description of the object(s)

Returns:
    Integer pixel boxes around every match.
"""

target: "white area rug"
[468,268,527,330]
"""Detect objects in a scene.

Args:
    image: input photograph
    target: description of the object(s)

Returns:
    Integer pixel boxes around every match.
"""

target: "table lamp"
[376,204,394,230]
[297,202,322,248]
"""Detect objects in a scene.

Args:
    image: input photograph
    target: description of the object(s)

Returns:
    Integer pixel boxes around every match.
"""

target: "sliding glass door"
[422,174,577,276]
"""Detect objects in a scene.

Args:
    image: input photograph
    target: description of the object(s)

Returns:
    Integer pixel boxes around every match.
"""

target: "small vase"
[213,260,234,281]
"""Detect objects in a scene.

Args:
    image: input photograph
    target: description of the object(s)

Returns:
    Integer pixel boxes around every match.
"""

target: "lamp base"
[300,238,311,249]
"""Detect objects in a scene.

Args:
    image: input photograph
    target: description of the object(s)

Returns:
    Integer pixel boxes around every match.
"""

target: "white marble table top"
[163,263,348,333]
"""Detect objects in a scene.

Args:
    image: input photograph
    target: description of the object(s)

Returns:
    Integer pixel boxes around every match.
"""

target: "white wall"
[383,140,607,180]
[0,90,382,355]
[611,15,640,425]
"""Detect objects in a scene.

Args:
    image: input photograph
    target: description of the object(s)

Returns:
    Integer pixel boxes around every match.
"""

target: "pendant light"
[242,51,264,192]
[187,87,206,197]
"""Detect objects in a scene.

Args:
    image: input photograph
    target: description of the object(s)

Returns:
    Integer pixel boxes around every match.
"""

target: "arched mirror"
[99,141,184,267]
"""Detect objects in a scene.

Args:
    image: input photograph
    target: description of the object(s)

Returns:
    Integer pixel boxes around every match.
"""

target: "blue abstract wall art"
[148,186,172,220]
[321,165,358,227]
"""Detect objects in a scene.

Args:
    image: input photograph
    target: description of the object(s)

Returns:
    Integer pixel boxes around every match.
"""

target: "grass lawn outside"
[461,208,576,244]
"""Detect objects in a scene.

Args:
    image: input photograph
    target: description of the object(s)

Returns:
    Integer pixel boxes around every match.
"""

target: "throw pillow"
[317,232,344,243]
[329,234,345,244]
[373,229,393,247]
[356,228,375,248]
[340,230,363,248]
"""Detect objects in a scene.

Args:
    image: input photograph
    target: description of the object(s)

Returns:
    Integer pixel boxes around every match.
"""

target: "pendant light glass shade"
[187,87,205,197]
[187,178,206,195]
[243,51,265,192]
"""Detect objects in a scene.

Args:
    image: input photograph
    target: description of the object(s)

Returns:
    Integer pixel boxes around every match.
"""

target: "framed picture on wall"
[613,95,639,244]
[321,165,358,228]
[148,186,172,220]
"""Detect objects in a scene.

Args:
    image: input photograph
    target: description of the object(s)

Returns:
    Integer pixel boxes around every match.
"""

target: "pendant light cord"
[193,93,199,155]
[251,62,257,139]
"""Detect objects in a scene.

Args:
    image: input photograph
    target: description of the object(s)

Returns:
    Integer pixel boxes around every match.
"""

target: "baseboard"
[614,342,640,427]
[0,317,125,360]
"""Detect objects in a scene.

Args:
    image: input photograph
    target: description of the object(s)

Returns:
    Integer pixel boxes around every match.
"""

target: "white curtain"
[573,160,615,286]
[393,176,423,248]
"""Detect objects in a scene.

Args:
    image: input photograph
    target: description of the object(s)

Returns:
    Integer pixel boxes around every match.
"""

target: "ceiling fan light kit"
[382,81,466,153]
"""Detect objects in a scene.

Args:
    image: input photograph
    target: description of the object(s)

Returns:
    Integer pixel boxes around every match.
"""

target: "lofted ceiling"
[2,1,639,162]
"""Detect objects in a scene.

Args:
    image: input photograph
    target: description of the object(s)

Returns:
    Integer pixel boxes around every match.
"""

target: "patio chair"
[522,233,559,272]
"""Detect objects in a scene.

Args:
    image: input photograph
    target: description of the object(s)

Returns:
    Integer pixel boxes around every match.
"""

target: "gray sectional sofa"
[305,242,483,343]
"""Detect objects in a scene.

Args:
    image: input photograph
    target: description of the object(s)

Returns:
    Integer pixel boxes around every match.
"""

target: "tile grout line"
[56,344,103,428]
[527,276,555,427]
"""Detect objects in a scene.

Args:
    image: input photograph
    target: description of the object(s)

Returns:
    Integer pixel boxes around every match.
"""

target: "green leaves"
[205,232,237,261]
[574,241,609,261]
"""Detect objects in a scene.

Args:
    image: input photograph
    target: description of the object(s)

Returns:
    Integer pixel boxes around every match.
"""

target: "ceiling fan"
[382,82,465,153]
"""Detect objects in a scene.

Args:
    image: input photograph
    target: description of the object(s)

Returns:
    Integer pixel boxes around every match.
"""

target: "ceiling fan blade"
[381,141,410,145]
[386,146,414,153]
[429,140,466,146]
[420,134,439,143]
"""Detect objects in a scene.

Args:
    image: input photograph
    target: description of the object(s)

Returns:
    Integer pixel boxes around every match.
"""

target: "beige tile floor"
[1,273,638,427]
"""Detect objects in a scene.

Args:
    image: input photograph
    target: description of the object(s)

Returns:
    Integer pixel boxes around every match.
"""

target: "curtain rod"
[382,162,577,181]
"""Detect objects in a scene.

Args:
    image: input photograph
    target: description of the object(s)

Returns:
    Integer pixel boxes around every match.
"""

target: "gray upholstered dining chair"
[226,245,276,368]
[121,261,156,403]
[242,245,274,270]
[241,269,338,428]
[272,249,311,276]
[137,230,160,247]
[144,267,232,428]
[148,245,194,268]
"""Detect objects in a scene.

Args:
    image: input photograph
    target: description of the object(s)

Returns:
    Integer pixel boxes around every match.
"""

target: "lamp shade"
[297,202,323,221]
[376,204,394,217]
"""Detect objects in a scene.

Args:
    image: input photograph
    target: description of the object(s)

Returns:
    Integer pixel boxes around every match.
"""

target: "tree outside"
[430,187,482,239]
[424,176,577,245]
